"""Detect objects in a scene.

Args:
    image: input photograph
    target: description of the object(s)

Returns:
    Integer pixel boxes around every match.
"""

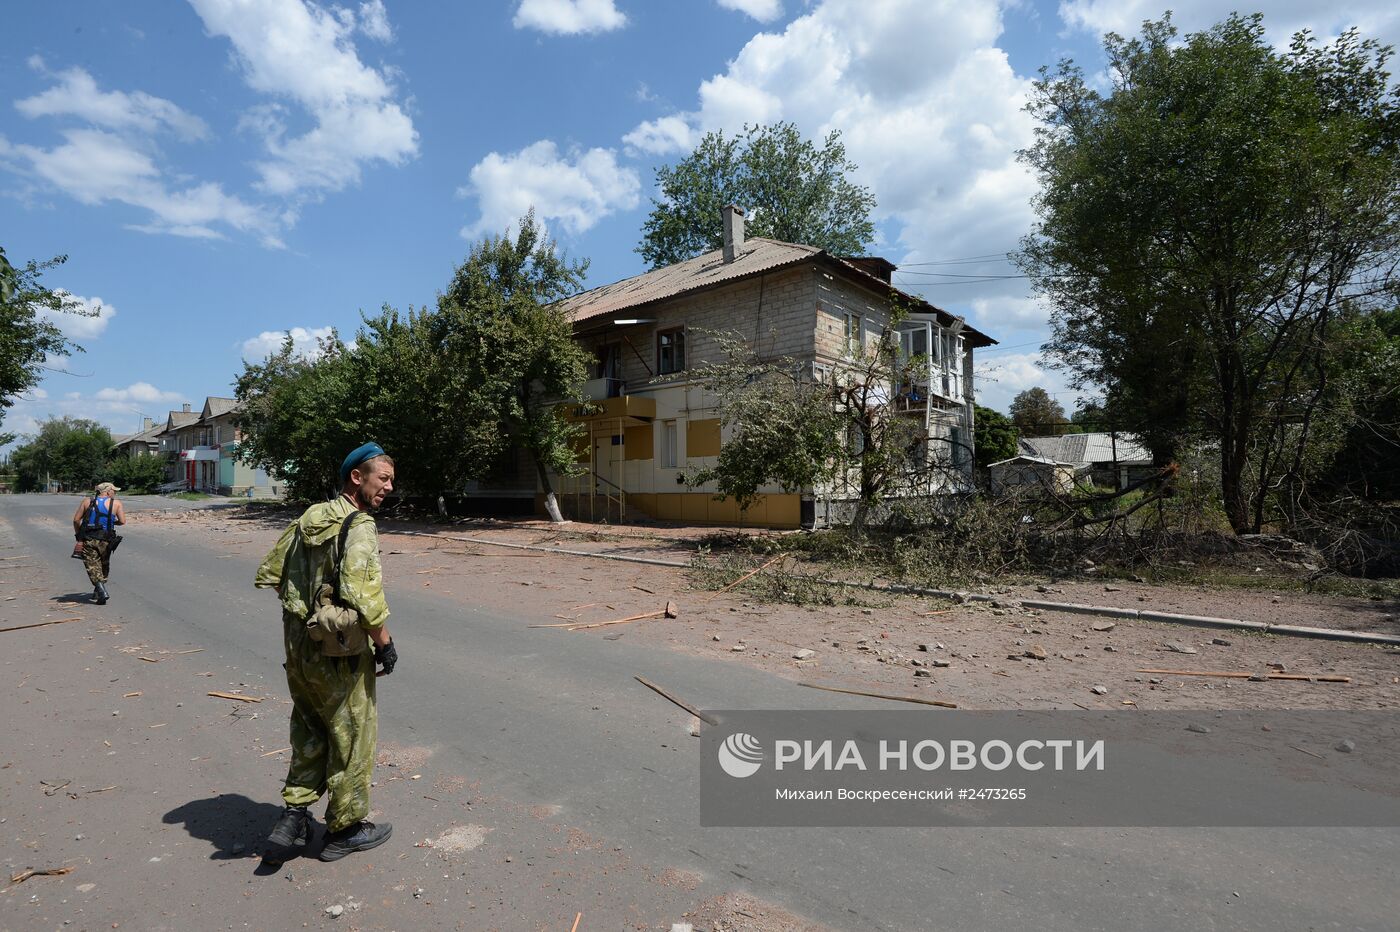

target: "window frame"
[657,327,686,375]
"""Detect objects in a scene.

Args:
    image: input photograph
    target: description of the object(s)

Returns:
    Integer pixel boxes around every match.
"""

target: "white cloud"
[973,350,1076,413]
[93,382,186,405]
[459,140,640,238]
[42,292,116,340]
[15,64,210,141]
[513,0,627,35]
[4,128,279,243]
[1,382,191,450]
[968,295,1046,329]
[717,0,784,22]
[622,0,1037,264]
[1059,1,1400,50]
[357,0,394,41]
[239,325,338,362]
[188,0,418,196]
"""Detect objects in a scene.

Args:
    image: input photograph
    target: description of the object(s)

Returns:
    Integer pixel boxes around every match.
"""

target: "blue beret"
[341,442,386,483]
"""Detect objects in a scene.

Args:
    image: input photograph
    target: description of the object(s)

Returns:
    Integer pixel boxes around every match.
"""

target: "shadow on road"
[50,592,96,605]
[162,793,309,872]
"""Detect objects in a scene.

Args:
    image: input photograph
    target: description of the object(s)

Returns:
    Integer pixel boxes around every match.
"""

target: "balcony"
[179,446,220,462]
[582,376,625,401]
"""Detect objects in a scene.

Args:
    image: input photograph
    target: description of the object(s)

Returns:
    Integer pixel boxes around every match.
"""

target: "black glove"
[374,639,398,675]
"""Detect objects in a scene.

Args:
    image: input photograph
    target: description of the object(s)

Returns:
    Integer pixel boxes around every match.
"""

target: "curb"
[389,528,1400,648]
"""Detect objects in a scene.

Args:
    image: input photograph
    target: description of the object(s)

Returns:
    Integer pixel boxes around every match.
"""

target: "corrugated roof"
[164,410,199,432]
[116,423,165,447]
[202,396,239,419]
[559,238,996,347]
[1020,432,1150,465]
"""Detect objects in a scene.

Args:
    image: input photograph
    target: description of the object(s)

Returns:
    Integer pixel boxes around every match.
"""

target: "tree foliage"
[1008,387,1067,436]
[691,314,969,533]
[1018,14,1400,533]
[234,212,590,516]
[0,247,91,442]
[973,405,1019,470]
[9,417,113,492]
[638,122,877,268]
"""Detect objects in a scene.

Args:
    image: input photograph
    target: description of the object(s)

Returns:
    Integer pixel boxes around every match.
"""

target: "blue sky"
[4,0,1397,448]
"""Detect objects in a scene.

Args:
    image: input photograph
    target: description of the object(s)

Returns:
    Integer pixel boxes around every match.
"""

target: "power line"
[899,253,1015,266]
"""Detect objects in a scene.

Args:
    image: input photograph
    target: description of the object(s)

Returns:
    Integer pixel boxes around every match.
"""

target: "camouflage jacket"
[254,495,389,629]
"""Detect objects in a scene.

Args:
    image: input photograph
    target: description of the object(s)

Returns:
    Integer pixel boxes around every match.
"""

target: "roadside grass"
[167,491,214,501]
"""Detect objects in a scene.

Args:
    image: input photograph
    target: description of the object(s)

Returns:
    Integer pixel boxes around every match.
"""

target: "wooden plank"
[1137,668,1351,683]
[207,691,263,703]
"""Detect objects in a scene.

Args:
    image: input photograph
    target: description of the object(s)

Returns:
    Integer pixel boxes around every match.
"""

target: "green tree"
[439,210,591,522]
[638,122,876,268]
[10,416,112,491]
[104,451,168,494]
[1,247,91,444]
[973,405,1018,470]
[1008,387,1067,436]
[1019,14,1400,533]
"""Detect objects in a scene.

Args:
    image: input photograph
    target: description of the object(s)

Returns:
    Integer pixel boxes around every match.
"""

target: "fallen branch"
[1289,745,1326,760]
[918,609,955,617]
[704,555,783,600]
[634,675,718,726]
[207,691,263,702]
[260,747,292,757]
[1136,668,1351,683]
[570,913,582,932]
[7,866,74,887]
[174,648,205,655]
[566,602,679,631]
[0,616,85,634]
[799,682,957,709]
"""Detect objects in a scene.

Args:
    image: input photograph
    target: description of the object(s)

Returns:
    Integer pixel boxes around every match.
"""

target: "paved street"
[2,493,1398,931]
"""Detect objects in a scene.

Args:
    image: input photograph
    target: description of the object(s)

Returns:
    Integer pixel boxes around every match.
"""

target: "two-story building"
[546,206,995,529]
[156,397,279,495]
[112,417,163,458]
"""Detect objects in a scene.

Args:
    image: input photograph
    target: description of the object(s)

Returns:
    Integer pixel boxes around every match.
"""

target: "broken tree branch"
[634,675,718,726]
[0,616,86,634]
[1136,668,1351,683]
[799,682,957,709]
[207,691,263,702]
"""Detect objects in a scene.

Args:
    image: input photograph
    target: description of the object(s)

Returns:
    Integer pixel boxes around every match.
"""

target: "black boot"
[318,820,392,861]
[264,805,311,861]
[94,582,108,604]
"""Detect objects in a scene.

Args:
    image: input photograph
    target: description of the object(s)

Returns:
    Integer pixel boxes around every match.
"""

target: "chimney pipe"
[143,417,154,430]
[182,403,191,412]
[722,204,745,263]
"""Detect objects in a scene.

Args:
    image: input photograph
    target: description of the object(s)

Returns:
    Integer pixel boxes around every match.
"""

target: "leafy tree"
[439,210,591,522]
[104,450,168,494]
[1019,14,1400,533]
[691,315,966,534]
[1008,387,1067,436]
[9,417,112,491]
[638,122,876,268]
[1,247,91,444]
[973,405,1018,470]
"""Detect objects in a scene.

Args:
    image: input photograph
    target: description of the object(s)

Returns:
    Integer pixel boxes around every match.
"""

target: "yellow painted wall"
[627,492,801,528]
[687,418,722,457]
[624,425,653,461]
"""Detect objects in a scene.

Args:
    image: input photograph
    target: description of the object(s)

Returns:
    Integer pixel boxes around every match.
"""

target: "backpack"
[80,497,119,544]
[303,511,368,658]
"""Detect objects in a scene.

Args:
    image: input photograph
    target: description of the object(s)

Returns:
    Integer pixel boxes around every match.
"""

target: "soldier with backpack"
[254,443,399,863]
[72,481,125,604]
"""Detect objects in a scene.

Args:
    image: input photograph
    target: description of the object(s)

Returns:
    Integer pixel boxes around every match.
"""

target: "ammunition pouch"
[305,582,368,658]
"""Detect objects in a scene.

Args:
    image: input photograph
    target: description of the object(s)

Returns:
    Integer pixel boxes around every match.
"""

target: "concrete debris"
[325,905,344,918]
[793,648,816,660]
[1187,724,1212,734]
[1165,642,1198,654]
[1091,622,1116,633]
[1090,685,1108,695]
[1335,739,1355,753]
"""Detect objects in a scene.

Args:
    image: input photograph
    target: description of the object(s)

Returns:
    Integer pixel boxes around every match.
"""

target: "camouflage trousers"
[281,612,378,832]
[81,540,111,585]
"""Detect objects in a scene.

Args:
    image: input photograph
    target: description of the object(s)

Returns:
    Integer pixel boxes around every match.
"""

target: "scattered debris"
[40,779,72,796]
[1090,622,1116,633]
[706,555,783,600]
[260,747,292,757]
[1136,669,1351,683]
[6,866,74,887]
[799,682,957,709]
[1289,745,1325,760]
[792,649,816,660]
[1335,739,1356,753]
[1,616,86,634]
[635,675,718,726]
[1024,645,1047,661]
[1186,724,1211,734]
[1211,638,1232,646]
[207,691,263,702]
[1090,685,1108,695]
[123,691,142,698]
[325,904,344,917]
[1164,642,1198,654]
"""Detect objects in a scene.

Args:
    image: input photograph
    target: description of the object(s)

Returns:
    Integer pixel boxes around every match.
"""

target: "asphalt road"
[2,493,1398,931]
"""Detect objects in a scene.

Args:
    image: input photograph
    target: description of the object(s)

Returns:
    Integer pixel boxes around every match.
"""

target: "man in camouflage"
[255,443,399,862]
[72,481,125,604]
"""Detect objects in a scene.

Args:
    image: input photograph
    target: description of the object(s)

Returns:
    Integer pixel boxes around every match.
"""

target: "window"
[661,420,678,468]
[843,312,864,353]
[657,328,686,375]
